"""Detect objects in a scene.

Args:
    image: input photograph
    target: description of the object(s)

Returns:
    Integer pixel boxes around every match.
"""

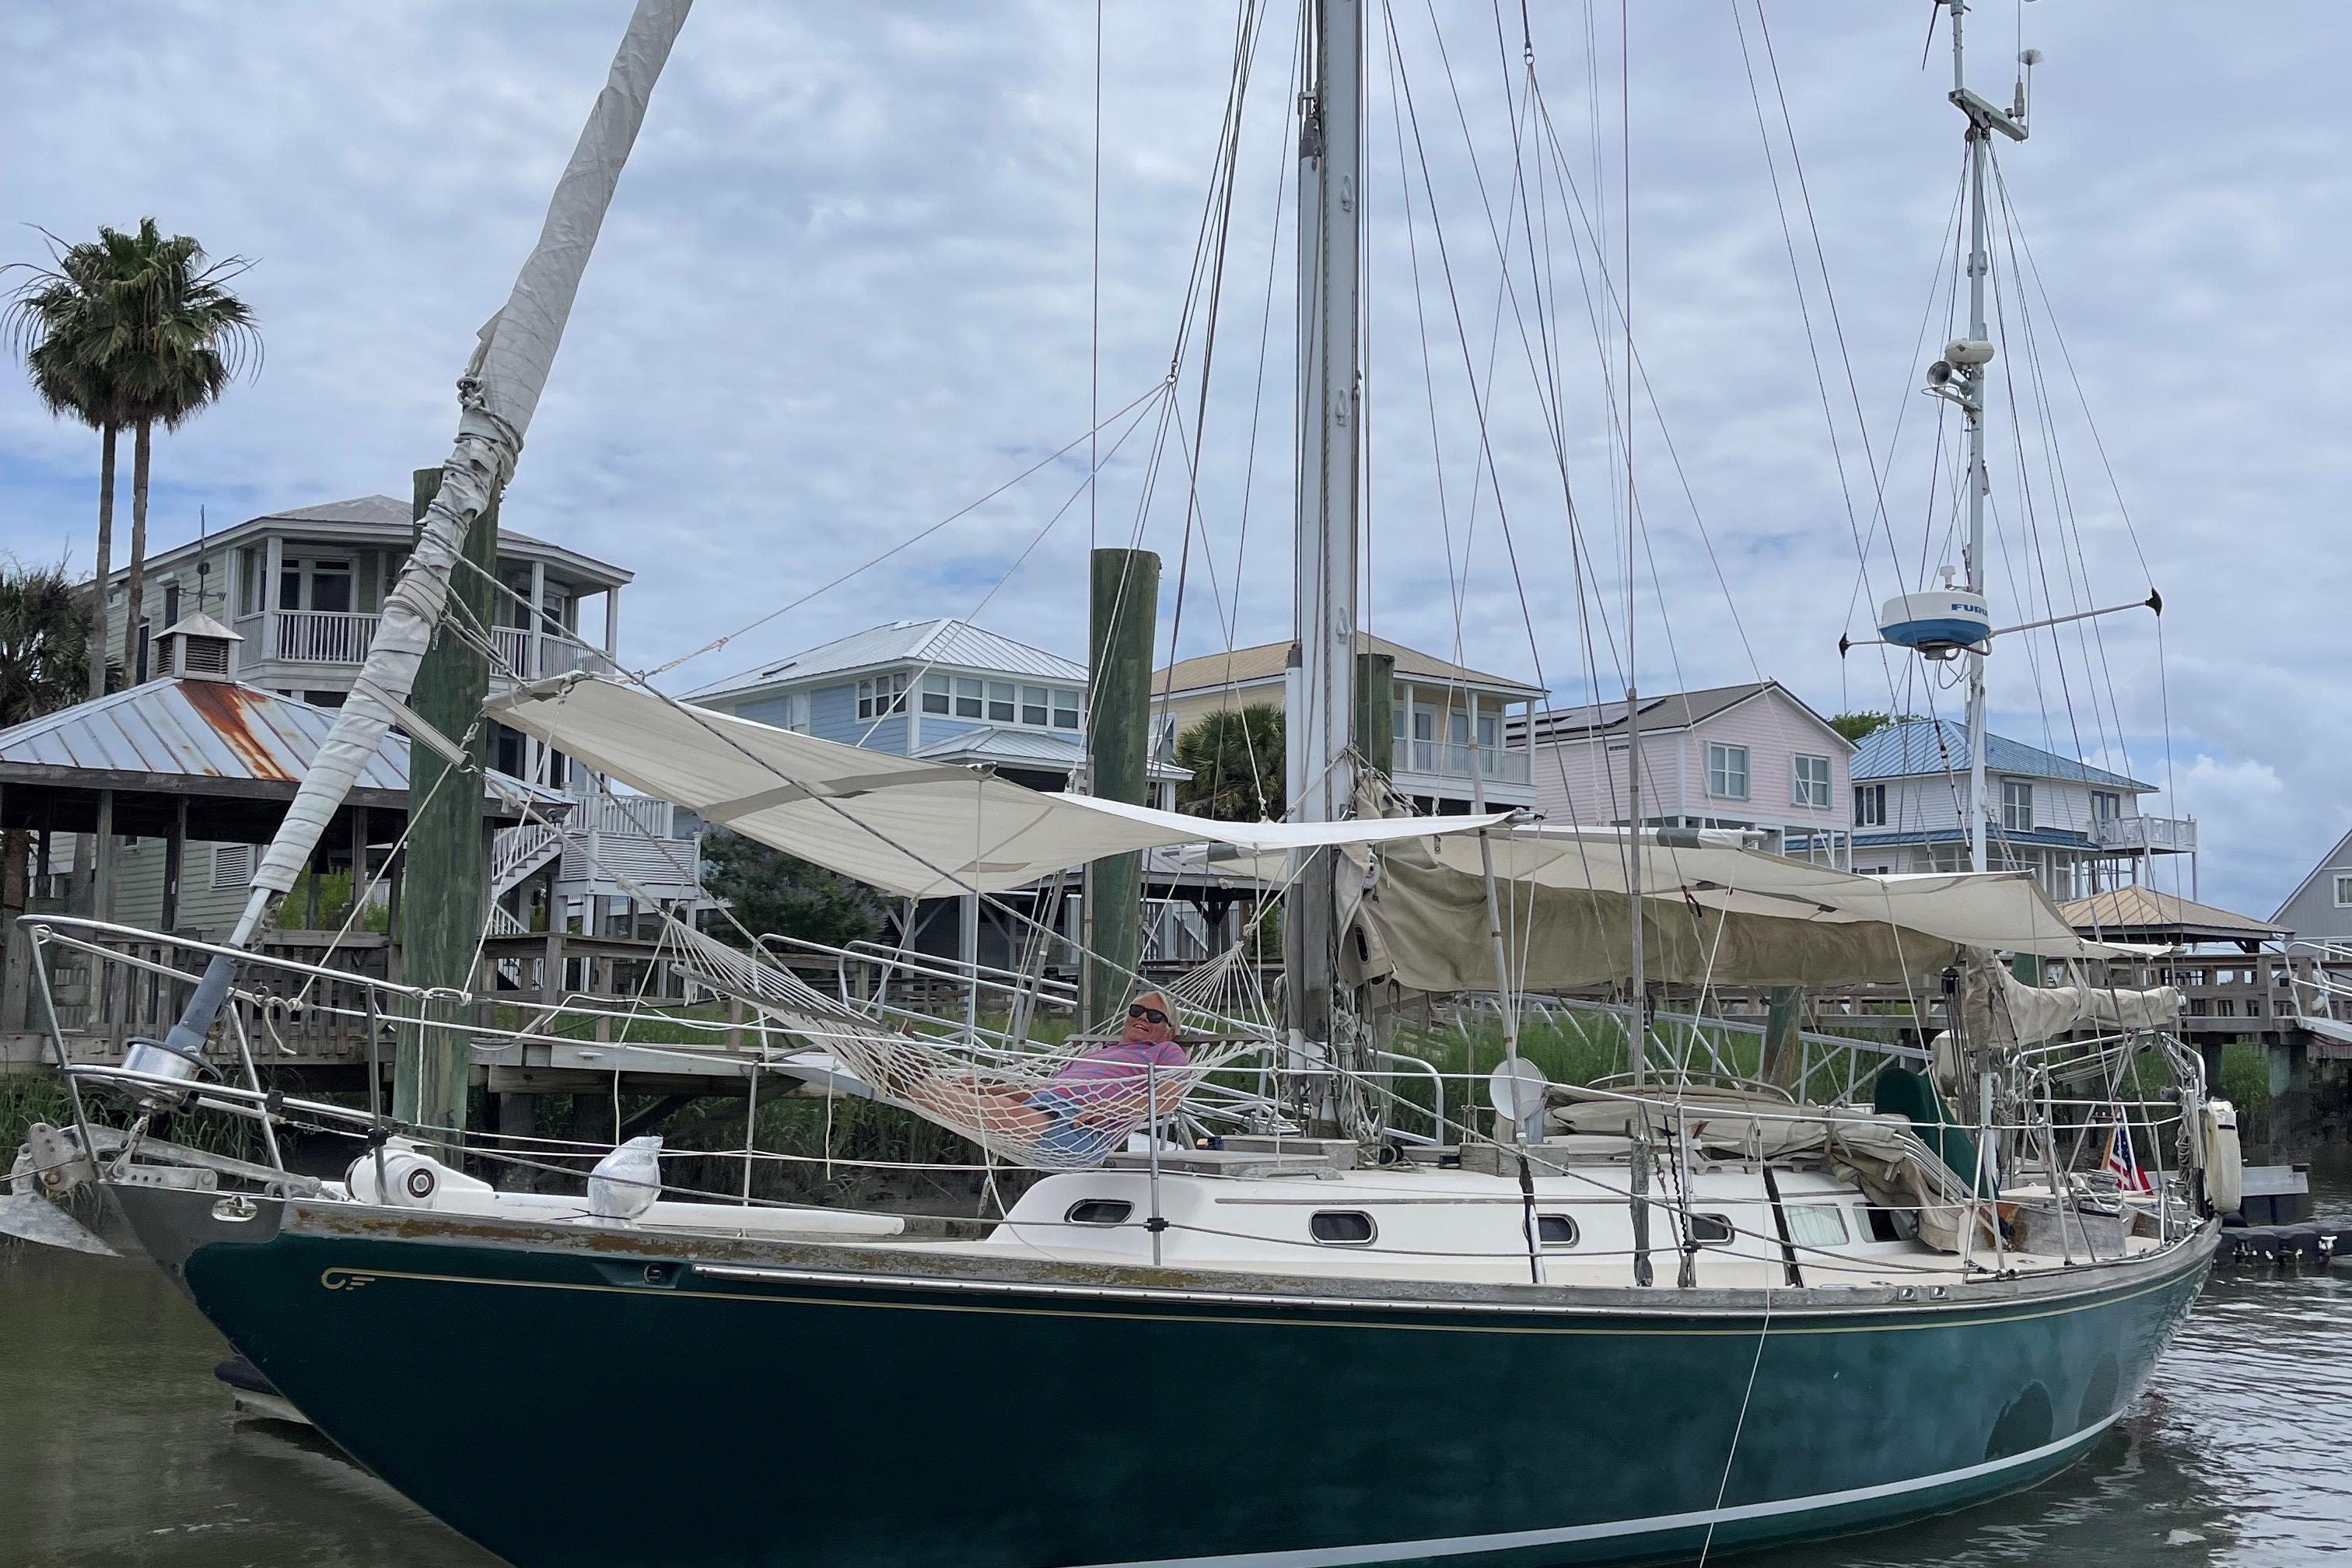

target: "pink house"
[1513,681,1856,863]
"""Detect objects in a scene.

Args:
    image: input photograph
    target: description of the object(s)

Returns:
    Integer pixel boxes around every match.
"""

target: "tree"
[1174,703,1284,821]
[699,830,887,952]
[1829,711,1896,745]
[5,236,130,697]
[0,562,88,915]
[4,220,258,691]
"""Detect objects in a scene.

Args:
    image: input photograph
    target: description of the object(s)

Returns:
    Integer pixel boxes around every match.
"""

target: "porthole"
[1689,1213,1734,1246]
[1310,1210,1376,1245]
[1537,1214,1580,1248]
[1065,1199,1132,1227]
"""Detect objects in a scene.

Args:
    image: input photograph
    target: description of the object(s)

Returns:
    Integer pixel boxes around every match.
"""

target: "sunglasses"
[1128,1005,1170,1026]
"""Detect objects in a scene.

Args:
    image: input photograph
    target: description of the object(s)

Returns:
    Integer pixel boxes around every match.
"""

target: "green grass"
[2217,1038,2273,1146]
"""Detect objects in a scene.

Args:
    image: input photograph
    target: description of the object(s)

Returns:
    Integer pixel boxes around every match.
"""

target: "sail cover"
[488,676,1507,898]
[1351,826,2154,993]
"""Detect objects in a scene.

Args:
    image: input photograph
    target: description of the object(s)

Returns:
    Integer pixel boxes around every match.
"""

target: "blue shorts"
[1025,1088,1124,1165]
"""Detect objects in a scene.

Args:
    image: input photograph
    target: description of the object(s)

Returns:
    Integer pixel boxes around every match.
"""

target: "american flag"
[2103,1106,2154,1195]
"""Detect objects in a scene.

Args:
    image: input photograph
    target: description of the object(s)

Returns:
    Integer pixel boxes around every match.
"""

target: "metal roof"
[107,495,633,590]
[0,678,546,804]
[686,618,1086,701]
[1848,718,2151,790]
[1153,632,1542,699]
[1517,681,1849,746]
[911,723,1190,782]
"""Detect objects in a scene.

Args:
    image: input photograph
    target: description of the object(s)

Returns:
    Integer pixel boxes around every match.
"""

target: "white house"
[1516,681,1857,861]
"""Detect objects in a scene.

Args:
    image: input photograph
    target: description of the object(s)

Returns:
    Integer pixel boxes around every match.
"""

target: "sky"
[1,2,2344,919]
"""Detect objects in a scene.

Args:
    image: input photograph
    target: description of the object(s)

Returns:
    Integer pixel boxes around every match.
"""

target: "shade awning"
[489,677,1508,898]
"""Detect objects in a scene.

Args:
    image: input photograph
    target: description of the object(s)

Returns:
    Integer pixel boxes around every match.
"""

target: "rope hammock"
[665,919,1258,1171]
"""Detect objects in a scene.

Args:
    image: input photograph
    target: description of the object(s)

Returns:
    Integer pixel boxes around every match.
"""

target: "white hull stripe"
[1082,1414,2120,1568]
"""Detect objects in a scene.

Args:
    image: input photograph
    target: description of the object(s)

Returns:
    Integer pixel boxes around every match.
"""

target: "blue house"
[1846,718,2193,898]
[687,618,1183,804]
[687,619,1207,975]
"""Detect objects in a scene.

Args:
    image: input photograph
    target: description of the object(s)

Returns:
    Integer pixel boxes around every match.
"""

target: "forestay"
[489,675,1506,898]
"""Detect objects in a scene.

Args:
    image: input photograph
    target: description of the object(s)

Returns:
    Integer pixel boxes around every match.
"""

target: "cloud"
[2,2,2340,919]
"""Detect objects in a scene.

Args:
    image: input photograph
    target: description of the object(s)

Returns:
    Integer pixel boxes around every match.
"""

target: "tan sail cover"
[1353,827,2154,991]
[488,676,1507,898]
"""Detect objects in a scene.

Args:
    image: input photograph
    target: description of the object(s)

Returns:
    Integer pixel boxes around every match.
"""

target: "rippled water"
[5,1160,2348,1567]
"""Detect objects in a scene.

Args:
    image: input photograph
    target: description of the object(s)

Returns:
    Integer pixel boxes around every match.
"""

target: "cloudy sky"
[2,2,2343,917]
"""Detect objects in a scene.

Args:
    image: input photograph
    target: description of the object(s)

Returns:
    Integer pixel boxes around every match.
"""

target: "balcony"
[2091,814,2196,854]
[237,611,591,678]
[1391,737,1533,787]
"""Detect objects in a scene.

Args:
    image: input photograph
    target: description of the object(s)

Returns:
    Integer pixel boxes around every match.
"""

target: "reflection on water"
[5,1155,2350,1566]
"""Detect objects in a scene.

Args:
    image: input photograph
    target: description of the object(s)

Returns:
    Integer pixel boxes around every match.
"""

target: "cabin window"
[1854,783,1887,827]
[1064,1199,1132,1227]
[1053,689,1081,729]
[1706,744,1749,801]
[1689,1213,1734,1246]
[1536,1214,1580,1248]
[988,681,1017,723]
[1792,754,1831,810]
[1783,1204,1849,1248]
[2002,779,2033,833]
[922,674,951,715]
[955,677,984,719]
[1021,685,1050,727]
[1309,1211,1376,1245]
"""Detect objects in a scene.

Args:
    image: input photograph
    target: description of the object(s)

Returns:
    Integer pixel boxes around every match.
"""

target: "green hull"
[117,1188,2212,1568]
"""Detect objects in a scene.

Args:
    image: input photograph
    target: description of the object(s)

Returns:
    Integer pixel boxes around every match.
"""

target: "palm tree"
[4,220,258,690]
[4,236,130,698]
[1174,704,1285,822]
[0,562,88,916]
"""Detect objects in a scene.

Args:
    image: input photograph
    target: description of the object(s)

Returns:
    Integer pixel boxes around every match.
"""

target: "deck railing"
[1392,737,1533,786]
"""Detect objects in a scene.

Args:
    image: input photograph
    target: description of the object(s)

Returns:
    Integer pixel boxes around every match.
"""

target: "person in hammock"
[903,989,1192,1164]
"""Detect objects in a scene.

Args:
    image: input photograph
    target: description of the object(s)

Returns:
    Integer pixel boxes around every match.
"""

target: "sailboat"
[14,3,2225,1565]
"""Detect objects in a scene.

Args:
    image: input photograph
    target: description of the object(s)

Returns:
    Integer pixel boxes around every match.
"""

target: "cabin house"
[1517,681,1856,862]
[1846,718,2194,898]
[1150,633,1542,817]
[85,495,705,937]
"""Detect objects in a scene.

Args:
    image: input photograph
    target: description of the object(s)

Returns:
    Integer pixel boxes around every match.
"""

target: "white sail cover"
[488,675,1509,898]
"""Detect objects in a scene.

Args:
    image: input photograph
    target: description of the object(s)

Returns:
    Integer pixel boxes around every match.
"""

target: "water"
[5,1160,2349,1568]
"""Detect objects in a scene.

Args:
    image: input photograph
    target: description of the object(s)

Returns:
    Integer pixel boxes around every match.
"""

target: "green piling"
[1082,548,1159,1031]
[393,467,499,1143]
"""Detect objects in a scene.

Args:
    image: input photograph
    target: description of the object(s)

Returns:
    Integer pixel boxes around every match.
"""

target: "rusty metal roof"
[0,679,539,803]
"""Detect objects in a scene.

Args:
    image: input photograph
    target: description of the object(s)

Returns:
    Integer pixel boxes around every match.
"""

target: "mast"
[1284,0,1361,1052]
[1945,0,2027,871]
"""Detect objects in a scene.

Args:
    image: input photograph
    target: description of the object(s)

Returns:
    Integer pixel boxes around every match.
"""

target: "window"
[1309,1211,1376,1245]
[1792,754,1832,810]
[162,582,180,628]
[1689,1213,1735,1246]
[212,845,254,891]
[2002,779,2034,833]
[1021,685,1049,727]
[921,674,950,715]
[1706,744,1749,800]
[987,681,1016,723]
[1064,1199,1132,1227]
[857,674,908,720]
[1784,1205,1849,1248]
[238,548,263,615]
[2091,790,2119,824]
[2335,874,2352,908]
[1536,1214,1580,1248]
[1052,689,1081,730]
[955,677,984,719]
[1854,783,1887,828]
